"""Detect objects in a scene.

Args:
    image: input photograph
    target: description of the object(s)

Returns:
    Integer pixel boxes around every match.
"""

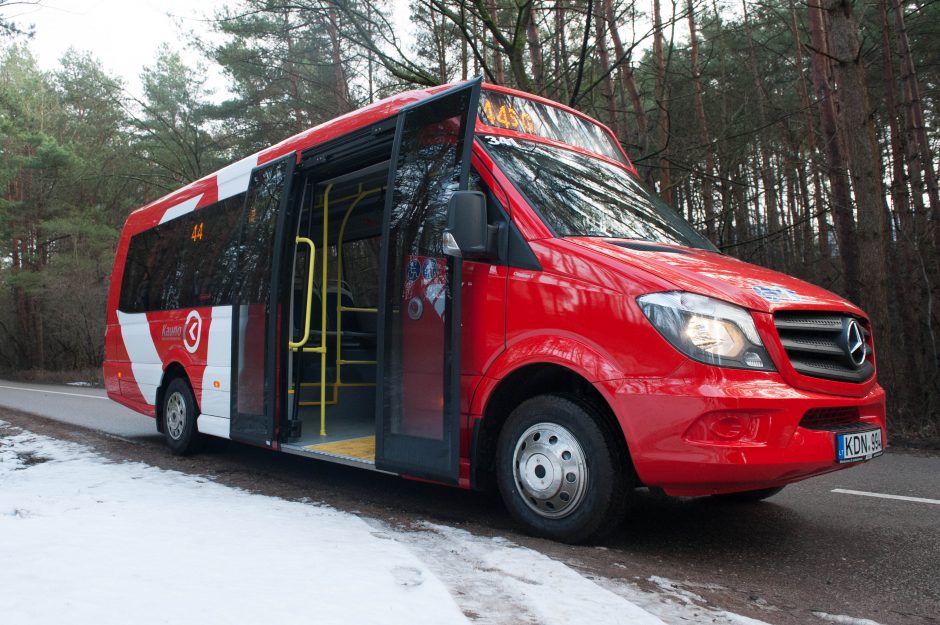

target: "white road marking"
[832,488,940,506]
[0,385,107,400]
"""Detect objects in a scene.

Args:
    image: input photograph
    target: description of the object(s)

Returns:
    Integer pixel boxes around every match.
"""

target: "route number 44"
[191,222,204,242]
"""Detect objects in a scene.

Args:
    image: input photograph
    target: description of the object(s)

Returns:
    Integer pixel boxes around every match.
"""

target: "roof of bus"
[123,81,629,234]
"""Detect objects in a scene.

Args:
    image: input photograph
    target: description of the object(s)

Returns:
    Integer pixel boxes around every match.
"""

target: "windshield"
[481,136,716,251]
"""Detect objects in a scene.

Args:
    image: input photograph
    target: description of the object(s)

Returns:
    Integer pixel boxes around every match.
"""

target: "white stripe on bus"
[200,306,232,421]
[117,310,162,405]
[217,154,257,201]
[159,193,203,224]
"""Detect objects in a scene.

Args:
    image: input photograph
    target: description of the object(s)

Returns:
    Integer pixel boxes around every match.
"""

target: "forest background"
[0,0,937,440]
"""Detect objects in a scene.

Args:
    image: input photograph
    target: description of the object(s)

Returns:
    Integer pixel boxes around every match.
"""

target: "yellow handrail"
[292,182,384,437]
[314,184,333,435]
[334,184,383,393]
[288,237,317,350]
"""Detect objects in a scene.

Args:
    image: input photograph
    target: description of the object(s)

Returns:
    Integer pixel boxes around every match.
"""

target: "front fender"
[469,333,624,416]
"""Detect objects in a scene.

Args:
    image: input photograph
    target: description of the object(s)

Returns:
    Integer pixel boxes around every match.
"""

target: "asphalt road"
[0,379,937,625]
[0,380,156,438]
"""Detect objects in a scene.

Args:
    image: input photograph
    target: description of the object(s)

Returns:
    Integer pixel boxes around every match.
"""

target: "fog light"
[712,416,746,440]
[683,410,772,446]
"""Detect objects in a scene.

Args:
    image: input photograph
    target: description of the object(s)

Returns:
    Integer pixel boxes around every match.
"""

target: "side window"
[119,229,159,313]
[468,167,541,271]
[237,162,288,306]
[468,168,510,224]
[118,193,246,313]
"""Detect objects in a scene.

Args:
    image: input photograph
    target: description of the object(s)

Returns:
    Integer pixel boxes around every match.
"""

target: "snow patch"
[0,422,469,625]
[594,573,775,625]
[812,612,885,625]
[391,522,667,625]
[0,420,792,625]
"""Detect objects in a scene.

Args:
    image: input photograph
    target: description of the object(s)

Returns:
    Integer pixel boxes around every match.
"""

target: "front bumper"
[599,360,886,497]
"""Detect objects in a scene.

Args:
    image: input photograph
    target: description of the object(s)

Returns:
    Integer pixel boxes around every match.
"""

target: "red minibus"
[105,79,886,542]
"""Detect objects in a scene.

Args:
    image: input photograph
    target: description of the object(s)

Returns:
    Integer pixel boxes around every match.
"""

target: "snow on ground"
[0,421,771,625]
[386,522,666,625]
[812,613,885,625]
[0,423,467,625]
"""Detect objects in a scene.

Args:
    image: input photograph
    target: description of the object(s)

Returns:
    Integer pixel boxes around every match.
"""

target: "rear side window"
[119,193,246,313]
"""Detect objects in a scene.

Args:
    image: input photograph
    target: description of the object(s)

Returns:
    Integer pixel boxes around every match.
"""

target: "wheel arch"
[155,362,191,434]
[471,362,634,491]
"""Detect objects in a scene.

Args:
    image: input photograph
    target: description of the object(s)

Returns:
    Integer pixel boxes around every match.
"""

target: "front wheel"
[496,395,629,544]
[162,377,205,456]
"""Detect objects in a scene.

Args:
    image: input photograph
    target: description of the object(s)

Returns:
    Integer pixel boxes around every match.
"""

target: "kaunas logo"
[183,311,202,354]
[159,312,202,353]
[161,325,183,339]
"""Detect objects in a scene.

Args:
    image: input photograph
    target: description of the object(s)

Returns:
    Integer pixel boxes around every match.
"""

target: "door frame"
[229,153,299,447]
[374,78,482,482]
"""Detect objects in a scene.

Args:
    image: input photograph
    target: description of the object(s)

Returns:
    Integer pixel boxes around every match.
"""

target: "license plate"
[836,428,884,463]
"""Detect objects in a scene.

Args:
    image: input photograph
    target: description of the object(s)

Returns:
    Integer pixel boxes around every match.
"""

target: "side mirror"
[443,191,496,259]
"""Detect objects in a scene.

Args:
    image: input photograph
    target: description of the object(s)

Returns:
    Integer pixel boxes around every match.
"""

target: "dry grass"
[0,368,103,387]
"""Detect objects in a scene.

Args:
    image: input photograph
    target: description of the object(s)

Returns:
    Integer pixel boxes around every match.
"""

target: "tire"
[496,394,630,544]
[712,486,785,503]
[161,377,205,456]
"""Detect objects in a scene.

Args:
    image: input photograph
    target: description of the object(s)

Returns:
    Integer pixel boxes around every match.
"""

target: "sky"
[8,0,412,102]
[11,0,232,98]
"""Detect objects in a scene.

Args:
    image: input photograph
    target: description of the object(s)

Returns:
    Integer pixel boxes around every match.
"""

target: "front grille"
[774,311,874,383]
[800,407,862,431]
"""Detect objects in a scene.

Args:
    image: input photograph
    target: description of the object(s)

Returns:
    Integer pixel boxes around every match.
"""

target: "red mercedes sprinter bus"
[104,79,885,542]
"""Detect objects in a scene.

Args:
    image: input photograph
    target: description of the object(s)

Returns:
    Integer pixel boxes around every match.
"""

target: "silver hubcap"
[513,422,587,519]
[165,391,186,440]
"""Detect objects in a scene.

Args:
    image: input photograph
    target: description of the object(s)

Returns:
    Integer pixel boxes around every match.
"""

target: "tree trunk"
[653,0,672,206]
[822,0,893,382]
[732,164,751,251]
[526,3,544,93]
[460,1,469,80]
[593,4,619,136]
[486,0,505,84]
[742,1,780,267]
[893,0,940,230]
[687,0,716,241]
[807,2,860,302]
[604,0,648,157]
[327,6,350,113]
[553,0,569,101]
[788,0,828,259]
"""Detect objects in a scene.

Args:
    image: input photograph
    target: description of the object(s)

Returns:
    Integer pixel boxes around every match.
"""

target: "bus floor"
[281,386,378,467]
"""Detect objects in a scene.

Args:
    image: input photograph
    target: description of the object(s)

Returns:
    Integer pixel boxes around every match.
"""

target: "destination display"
[478,91,627,164]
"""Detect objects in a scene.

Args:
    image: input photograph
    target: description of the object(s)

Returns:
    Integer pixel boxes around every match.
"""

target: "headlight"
[637,292,774,371]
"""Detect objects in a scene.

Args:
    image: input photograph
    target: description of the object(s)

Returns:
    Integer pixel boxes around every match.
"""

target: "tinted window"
[481,137,716,250]
[119,193,246,313]
[236,161,288,305]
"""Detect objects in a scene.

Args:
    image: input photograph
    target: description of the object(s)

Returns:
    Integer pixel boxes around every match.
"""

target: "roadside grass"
[0,368,103,388]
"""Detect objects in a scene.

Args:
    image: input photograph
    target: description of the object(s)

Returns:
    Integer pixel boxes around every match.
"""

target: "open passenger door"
[375,79,481,482]
[231,154,297,447]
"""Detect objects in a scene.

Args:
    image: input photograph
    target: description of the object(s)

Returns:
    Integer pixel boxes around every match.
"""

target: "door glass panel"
[381,85,475,475]
[233,160,288,436]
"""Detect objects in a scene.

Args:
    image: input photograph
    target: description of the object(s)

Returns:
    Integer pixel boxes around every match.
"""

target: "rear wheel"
[712,486,784,503]
[162,377,205,456]
[496,395,629,544]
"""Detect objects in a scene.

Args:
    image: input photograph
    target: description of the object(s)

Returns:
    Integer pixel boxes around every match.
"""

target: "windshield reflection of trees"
[486,140,714,250]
